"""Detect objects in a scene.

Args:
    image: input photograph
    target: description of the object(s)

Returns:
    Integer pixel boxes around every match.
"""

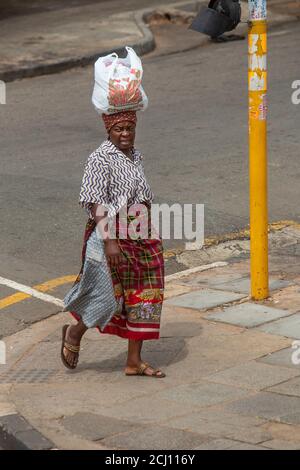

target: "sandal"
[61,324,80,370]
[125,362,166,378]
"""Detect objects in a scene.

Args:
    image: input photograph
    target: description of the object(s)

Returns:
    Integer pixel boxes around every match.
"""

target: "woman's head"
[102,111,137,152]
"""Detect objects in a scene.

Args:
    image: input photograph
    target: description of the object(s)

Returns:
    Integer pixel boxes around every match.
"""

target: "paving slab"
[188,408,267,428]
[268,255,300,275]
[266,377,300,397]
[165,328,291,383]
[277,412,300,426]
[205,361,300,390]
[164,284,194,300]
[153,382,250,407]
[181,272,245,288]
[226,443,268,450]
[160,321,203,337]
[223,392,300,420]
[165,289,246,311]
[193,438,243,450]
[257,347,297,369]
[61,413,138,441]
[101,425,209,450]
[204,303,294,328]
[261,439,300,450]
[264,285,300,314]
[256,313,300,339]
[162,412,272,444]
[94,396,204,425]
[208,277,292,294]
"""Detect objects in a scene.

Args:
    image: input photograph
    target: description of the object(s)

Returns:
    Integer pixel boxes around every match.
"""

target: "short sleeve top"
[79,140,154,219]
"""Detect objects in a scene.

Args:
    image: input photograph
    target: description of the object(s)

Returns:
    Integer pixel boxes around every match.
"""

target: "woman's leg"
[126,339,143,367]
[63,319,88,367]
[125,339,165,377]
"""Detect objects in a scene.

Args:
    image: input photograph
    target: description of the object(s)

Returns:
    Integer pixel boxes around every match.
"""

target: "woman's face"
[109,120,136,152]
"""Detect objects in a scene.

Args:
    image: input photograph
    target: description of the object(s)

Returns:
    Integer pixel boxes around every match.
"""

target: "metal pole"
[248,0,269,300]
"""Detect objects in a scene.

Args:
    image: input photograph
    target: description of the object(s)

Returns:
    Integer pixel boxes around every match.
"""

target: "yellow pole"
[248,0,269,299]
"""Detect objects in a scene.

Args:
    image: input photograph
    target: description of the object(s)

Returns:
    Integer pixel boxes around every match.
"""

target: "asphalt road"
[0,21,300,336]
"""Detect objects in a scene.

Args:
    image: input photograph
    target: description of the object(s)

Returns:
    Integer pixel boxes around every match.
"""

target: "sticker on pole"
[248,33,267,92]
[258,93,267,120]
[249,0,267,20]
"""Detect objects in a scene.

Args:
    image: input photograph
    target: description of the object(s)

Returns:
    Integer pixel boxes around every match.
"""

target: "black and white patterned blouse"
[79,140,154,219]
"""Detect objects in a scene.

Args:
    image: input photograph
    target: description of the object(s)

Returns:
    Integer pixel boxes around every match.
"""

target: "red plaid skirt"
[70,216,164,340]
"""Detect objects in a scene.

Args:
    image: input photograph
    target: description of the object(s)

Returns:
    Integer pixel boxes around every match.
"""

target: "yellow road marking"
[0,292,31,309]
[34,275,76,293]
[0,275,76,310]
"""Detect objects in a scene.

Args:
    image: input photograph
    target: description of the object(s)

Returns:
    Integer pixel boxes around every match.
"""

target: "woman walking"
[62,110,165,378]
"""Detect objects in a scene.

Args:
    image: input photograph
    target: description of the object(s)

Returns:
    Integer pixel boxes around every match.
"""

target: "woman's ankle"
[126,358,141,368]
[68,324,84,342]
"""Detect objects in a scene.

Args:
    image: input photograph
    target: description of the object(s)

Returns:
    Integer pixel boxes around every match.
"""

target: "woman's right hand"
[104,239,124,267]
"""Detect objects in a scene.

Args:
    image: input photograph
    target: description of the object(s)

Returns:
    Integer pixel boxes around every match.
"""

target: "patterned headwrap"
[102,111,137,133]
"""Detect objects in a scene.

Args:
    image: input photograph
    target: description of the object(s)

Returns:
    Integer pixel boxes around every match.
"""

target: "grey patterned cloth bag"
[63,227,117,329]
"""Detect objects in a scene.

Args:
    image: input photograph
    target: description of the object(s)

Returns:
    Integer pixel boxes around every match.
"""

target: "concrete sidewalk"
[0,0,298,82]
[0,0,199,82]
[1,223,300,450]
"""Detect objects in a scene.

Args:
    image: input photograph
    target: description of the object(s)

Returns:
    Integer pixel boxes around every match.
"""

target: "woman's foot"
[61,324,81,369]
[125,361,166,378]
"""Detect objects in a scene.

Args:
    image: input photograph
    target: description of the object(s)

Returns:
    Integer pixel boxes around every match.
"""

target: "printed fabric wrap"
[64,210,164,340]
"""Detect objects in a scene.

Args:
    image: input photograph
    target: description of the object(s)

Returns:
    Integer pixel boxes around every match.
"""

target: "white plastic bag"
[92,46,148,115]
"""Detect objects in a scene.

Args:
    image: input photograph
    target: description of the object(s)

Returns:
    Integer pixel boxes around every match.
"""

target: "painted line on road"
[32,275,76,292]
[0,292,32,309]
[0,276,76,310]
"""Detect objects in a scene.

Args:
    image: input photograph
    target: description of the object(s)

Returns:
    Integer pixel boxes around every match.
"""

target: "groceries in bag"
[92,46,148,115]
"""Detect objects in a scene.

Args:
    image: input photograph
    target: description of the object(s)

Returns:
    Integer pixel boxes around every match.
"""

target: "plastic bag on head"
[92,46,148,115]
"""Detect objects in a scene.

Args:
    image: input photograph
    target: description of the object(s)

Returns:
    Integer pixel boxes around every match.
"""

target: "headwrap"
[102,111,137,133]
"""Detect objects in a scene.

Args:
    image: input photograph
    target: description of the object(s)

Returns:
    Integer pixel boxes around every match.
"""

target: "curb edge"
[0,413,55,450]
[0,10,156,83]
